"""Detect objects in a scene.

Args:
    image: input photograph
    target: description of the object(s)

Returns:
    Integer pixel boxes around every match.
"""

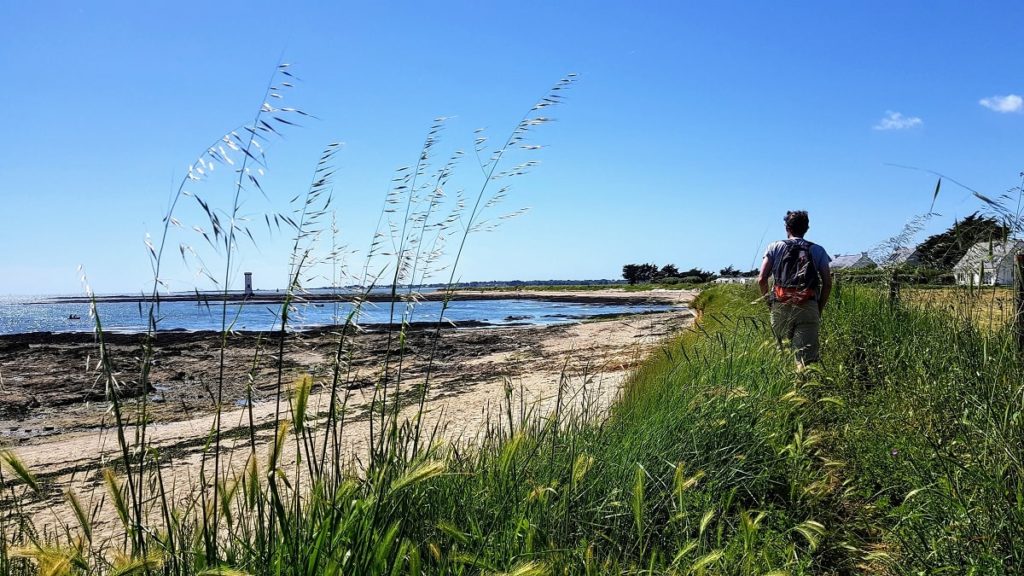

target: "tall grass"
[820,281,1024,572]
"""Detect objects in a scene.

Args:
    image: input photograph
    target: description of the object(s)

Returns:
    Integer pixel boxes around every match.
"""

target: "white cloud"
[873,110,923,131]
[979,94,1023,113]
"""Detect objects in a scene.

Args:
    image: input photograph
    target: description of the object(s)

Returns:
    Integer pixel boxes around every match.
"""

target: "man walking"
[758,210,832,367]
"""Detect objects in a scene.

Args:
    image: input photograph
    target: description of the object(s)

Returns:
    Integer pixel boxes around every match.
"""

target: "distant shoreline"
[5,289,692,339]
[40,289,680,307]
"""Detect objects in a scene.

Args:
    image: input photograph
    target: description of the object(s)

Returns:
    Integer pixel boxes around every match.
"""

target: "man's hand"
[757,255,771,298]
[818,267,832,316]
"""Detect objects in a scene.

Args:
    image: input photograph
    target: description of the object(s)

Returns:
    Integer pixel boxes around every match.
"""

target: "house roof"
[879,247,920,267]
[831,253,875,269]
[952,239,1024,271]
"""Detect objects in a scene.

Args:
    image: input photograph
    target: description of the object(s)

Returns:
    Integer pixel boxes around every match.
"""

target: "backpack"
[772,239,819,303]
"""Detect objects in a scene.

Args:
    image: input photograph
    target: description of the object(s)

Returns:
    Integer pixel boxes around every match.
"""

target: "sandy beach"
[0,289,696,540]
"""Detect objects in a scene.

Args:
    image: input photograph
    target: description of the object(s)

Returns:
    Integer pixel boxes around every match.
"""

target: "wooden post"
[1015,254,1024,354]
[889,272,900,309]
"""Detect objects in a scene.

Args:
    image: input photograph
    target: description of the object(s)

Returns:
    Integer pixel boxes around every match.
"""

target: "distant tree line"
[717,265,758,278]
[621,263,754,285]
[621,264,666,284]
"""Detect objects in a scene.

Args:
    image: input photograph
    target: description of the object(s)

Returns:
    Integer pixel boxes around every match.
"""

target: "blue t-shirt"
[763,239,831,297]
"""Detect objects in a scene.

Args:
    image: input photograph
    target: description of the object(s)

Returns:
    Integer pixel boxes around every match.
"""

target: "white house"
[830,253,876,270]
[714,276,757,285]
[952,239,1024,286]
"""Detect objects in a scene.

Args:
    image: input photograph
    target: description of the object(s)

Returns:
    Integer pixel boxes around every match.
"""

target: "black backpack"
[774,239,819,292]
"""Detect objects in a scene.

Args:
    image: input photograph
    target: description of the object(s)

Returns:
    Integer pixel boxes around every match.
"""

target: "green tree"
[659,263,680,279]
[680,267,714,282]
[622,264,641,285]
[915,213,1010,271]
[637,263,659,283]
[622,263,659,284]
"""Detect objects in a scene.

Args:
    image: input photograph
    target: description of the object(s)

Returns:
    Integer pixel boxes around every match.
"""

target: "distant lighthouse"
[244,272,254,298]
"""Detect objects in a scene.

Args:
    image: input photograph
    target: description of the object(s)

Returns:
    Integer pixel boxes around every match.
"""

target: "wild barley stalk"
[47,63,314,571]
[131,126,258,568]
[411,74,578,454]
[387,148,464,461]
[369,117,447,468]
[208,66,276,560]
[269,141,338,463]
[77,274,146,556]
[263,144,338,569]
[203,62,312,561]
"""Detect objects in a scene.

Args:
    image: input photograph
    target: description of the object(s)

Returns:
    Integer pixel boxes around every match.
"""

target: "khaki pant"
[770,300,821,366]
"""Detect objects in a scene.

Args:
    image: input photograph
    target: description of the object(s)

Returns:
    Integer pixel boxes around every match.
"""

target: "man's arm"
[818,265,832,314]
[757,256,771,302]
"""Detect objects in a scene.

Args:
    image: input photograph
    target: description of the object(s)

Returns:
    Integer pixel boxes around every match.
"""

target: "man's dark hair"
[785,210,810,237]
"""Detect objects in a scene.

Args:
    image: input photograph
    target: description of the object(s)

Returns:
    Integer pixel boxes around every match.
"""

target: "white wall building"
[714,276,757,284]
[953,239,1024,286]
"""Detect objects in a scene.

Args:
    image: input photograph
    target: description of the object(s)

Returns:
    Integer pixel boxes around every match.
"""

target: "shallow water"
[0,295,675,335]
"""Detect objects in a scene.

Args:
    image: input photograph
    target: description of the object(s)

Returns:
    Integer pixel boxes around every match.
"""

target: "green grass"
[816,283,1024,572]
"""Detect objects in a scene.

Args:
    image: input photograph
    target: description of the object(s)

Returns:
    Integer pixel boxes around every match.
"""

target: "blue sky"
[2,1,1022,295]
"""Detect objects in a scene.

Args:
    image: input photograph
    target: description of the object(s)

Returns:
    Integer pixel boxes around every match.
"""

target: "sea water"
[0,295,675,335]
